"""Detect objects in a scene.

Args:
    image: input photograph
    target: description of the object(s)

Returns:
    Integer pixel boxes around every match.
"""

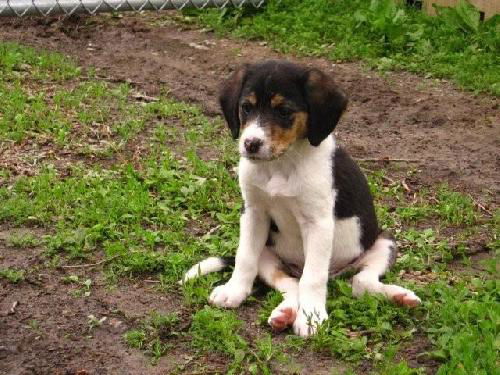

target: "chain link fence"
[0,0,264,17]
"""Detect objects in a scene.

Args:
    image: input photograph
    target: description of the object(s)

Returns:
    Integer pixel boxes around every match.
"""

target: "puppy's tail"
[179,256,235,285]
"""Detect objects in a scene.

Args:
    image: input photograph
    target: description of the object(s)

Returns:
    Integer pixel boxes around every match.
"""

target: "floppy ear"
[219,64,249,139]
[304,69,348,146]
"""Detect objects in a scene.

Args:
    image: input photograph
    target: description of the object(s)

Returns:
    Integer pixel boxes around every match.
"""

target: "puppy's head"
[219,60,348,161]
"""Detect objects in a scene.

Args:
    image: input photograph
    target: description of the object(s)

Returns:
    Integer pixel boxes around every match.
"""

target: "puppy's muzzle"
[243,138,263,154]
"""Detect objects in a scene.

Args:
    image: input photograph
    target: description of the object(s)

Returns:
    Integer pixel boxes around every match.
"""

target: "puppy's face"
[238,86,308,160]
[219,60,348,161]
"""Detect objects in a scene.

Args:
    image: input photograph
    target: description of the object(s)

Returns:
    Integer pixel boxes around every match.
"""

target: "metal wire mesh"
[0,0,265,17]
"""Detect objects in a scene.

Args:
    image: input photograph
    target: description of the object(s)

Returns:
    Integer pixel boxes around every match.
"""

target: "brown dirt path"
[0,12,498,204]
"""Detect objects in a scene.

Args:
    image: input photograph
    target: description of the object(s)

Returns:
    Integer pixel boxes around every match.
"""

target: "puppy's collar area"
[240,136,335,198]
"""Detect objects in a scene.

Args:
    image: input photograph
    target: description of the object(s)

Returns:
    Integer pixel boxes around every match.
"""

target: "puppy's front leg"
[294,218,334,336]
[209,206,269,308]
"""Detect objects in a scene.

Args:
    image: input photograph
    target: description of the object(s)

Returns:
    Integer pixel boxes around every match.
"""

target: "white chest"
[238,137,336,266]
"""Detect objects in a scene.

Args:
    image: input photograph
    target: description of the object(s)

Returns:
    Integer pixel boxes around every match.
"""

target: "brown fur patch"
[269,307,297,332]
[307,70,323,85]
[243,92,257,105]
[271,269,289,285]
[270,94,285,108]
[270,111,308,154]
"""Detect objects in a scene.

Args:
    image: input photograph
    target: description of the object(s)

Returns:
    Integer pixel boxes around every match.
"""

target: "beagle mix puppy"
[181,60,421,337]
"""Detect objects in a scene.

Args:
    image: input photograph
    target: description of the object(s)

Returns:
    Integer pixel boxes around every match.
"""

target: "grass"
[1,41,498,374]
[124,312,180,364]
[189,307,287,373]
[183,0,500,96]
[1,42,156,149]
[0,268,25,283]
[6,232,41,248]
[424,278,499,375]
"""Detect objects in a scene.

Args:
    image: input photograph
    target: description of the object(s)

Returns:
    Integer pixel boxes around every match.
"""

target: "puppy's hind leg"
[258,248,300,332]
[352,236,421,307]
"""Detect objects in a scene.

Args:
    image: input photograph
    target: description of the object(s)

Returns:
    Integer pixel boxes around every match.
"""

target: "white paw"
[267,299,298,332]
[384,285,421,307]
[293,305,328,337]
[209,282,250,308]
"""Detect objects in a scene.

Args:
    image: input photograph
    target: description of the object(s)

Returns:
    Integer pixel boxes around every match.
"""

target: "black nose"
[244,138,263,154]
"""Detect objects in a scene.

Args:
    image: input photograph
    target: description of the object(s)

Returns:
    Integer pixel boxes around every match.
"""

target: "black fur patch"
[265,235,275,247]
[270,219,279,232]
[333,146,380,250]
[266,219,279,246]
[219,65,249,139]
[304,69,348,146]
[220,256,235,268]
[265,219,279,247]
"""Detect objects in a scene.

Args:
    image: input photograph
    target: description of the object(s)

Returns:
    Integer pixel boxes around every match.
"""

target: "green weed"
[124,311,179,364]
[257,290,283,325]
[6,232,41,248]
[0,268,25,283]
[375,346,426,374]
[62,275,94,297]
[434,186,477,226]
[124,329,147,349]
[0,41,80,81]
[190,306,247,354]
[424,278,499,375]
[189,307,284,373]
[181,273,224,306]
[311,279,420,362]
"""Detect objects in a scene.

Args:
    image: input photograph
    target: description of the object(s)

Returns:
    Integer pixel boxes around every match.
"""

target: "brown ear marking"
[291,111,308,138]
[305,69,348,146]
[219,65,249,139]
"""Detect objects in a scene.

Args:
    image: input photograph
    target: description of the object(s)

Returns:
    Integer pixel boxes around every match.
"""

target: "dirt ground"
[0,11,498,375]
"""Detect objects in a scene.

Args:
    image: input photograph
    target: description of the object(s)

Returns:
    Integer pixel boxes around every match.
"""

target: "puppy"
[181,60,420,337]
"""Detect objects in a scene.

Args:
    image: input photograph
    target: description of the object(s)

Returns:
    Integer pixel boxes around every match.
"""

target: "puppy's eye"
[241,102,253,115]
[276,106,293,119]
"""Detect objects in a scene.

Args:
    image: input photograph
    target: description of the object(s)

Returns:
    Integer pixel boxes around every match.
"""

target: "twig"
[401,179,411,193]
[81,75,143,86]
[144,279,161,284]
[205,225,221,236]
[359,166,395,185]
[469,195,493,216]
[61,255,120,269]
[381,175,396,185]
[132,92,159,103]
[355,158,420,163]
[8,301,19,315]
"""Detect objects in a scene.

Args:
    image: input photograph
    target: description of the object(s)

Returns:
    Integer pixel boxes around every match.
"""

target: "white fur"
[239,117,272,159]
[331,217,363,269]
[212,135,337,336]
[179,257,227,285]
[209,200,270,308]
[352,238,421,305]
